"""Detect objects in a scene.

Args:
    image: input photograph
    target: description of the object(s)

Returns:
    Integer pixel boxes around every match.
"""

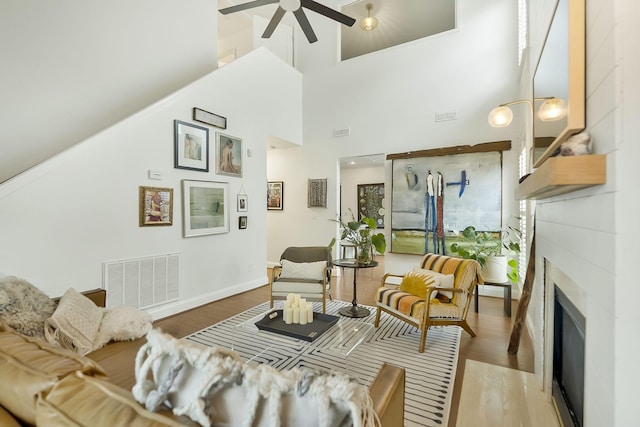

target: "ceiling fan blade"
[262,6,286,38]
[301,0,356,27]
[293,8,318,43]
[219,0,278,15]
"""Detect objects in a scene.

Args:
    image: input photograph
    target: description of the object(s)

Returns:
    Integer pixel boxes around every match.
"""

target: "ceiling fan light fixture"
[280,0,301,12]
[360,3,378,31]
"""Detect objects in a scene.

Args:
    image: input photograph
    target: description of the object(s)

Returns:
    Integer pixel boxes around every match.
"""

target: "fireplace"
[552,285,585,427]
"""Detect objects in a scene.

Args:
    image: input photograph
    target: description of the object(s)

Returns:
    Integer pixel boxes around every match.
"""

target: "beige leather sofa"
[0,290,406,426]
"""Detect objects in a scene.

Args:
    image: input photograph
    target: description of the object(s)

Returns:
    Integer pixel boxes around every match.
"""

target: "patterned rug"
[186,300,461,427]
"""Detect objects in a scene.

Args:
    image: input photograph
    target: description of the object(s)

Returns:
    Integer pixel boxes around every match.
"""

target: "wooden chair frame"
[374,254,481,353]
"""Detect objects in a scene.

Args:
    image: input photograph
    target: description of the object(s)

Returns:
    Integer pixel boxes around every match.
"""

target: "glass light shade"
[538,98,567,121]
[488,106,514,128]
[360,16,378,31]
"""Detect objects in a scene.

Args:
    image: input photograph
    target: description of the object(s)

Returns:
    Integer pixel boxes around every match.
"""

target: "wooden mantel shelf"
[516,155,606,200]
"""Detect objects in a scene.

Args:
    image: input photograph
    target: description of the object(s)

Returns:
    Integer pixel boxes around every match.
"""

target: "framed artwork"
[390,151,502,255]
[174,120,209,172]
[308,178,327,208]
[139,186,173,226]
[267,181,283,210]
[357,183,385,228]
[237,194,248,212]
[182,180,229,237]
[192,107,226,129]
[239,216,247,229]
[216,132,242,177]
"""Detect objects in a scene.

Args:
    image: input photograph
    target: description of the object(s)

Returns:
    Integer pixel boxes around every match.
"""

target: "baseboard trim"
[146,276,268,320]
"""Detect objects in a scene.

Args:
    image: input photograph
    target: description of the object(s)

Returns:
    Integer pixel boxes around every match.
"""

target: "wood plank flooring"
[88,256,534,427]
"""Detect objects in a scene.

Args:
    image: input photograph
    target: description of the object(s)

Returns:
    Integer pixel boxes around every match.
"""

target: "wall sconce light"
[360,3,378,31]
[488,97,567,127]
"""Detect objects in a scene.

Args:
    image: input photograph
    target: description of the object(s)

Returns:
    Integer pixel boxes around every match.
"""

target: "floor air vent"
[103,253,179,309]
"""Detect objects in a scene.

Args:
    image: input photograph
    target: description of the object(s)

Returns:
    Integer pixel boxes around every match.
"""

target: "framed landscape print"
[182,180,229,237]
[139,186,173,226]
[267,181,283,210]
[216,132,242,177]
[174,120,209,172]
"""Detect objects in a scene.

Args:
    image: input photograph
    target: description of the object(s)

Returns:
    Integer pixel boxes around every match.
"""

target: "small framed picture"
[267,181,283,210]
[216,132,242,177]
[192,107,227,129]
[182,180,229,237]
[174,120,209,172]
[237,194,248,212]
[139,186,173,226]
[308,178,327,208]
[239,216,247,229]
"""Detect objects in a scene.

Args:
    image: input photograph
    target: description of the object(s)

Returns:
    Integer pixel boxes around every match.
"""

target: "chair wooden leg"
[322,298,326,314]
[419,327,428,353]
[374,306,381,327]
[270,297,274,309]
[460,321,476,337]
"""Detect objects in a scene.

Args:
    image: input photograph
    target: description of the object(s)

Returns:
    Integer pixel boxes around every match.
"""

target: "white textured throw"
[133,329,378,427]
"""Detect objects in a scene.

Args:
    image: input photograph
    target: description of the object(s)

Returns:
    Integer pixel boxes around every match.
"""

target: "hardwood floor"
[89,256,533,427]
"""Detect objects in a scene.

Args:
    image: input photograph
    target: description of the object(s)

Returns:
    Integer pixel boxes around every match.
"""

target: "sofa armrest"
[52,288,106,308]
[380,273,404,288]
[369,363,405,427]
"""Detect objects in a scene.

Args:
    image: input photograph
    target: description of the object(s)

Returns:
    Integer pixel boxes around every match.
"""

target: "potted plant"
[329,210,386,264]
[449,222,521,283]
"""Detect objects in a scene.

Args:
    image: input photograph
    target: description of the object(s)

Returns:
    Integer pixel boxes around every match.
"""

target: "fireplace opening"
[553,286,585,427]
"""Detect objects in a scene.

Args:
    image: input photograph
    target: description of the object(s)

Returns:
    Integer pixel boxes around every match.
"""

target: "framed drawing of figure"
[216,132,242,177]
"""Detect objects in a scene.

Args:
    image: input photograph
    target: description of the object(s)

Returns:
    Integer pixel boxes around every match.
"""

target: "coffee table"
[232,307,374,367]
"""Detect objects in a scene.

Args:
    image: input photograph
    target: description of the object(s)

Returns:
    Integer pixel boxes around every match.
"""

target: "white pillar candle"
[292,307,300,324]
[299,304,307,325]
[300,298,306,306]
[286,293,294,304]
[283,306,292,324]
[307,302,313,323]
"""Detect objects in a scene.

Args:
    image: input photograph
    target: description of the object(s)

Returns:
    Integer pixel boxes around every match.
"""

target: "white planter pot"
[482,255,508,283]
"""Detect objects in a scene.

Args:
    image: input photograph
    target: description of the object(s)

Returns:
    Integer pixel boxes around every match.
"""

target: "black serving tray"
[255,310,339,342]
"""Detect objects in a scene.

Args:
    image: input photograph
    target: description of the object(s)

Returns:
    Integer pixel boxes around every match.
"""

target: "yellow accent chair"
[375,253,482,352]
[270,246,332,313]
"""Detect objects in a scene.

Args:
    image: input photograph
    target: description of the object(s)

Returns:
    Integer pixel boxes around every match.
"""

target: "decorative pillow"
[399,271,439,300]
[0,276,56,338]
[279,260,326,281]
[94,305,153,348]
[45,288,104,355]
[412,267,455,299]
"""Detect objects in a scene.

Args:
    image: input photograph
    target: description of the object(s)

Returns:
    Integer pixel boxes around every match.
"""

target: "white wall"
[0,48,303,319]
[267,0,522,273]
[526,0,640,425]
[0,0,219,184]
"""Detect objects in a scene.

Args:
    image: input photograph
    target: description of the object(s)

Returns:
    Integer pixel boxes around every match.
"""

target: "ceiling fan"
[219,0,356,43]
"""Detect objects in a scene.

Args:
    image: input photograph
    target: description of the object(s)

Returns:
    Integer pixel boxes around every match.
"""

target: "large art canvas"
[391,151,502,255]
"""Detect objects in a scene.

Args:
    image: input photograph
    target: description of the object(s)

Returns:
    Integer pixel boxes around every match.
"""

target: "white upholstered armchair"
[270,246,332,313]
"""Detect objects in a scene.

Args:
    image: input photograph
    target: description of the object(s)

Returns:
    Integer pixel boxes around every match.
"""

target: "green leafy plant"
[450,222,521,282]
[329,209,386,262]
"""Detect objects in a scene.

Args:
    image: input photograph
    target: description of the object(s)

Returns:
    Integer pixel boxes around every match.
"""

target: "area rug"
[186,300,461,427]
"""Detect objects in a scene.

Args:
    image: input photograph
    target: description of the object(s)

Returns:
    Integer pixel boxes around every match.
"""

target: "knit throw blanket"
[133,329,378,427]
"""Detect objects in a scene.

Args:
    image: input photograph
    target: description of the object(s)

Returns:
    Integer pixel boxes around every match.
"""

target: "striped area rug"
[186,300,461,427]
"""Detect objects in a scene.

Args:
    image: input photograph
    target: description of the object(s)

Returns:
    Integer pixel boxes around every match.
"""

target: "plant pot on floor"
[481,255,508,283]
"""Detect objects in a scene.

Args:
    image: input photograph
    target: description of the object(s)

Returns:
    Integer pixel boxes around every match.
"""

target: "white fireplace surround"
[543,260,586,405]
